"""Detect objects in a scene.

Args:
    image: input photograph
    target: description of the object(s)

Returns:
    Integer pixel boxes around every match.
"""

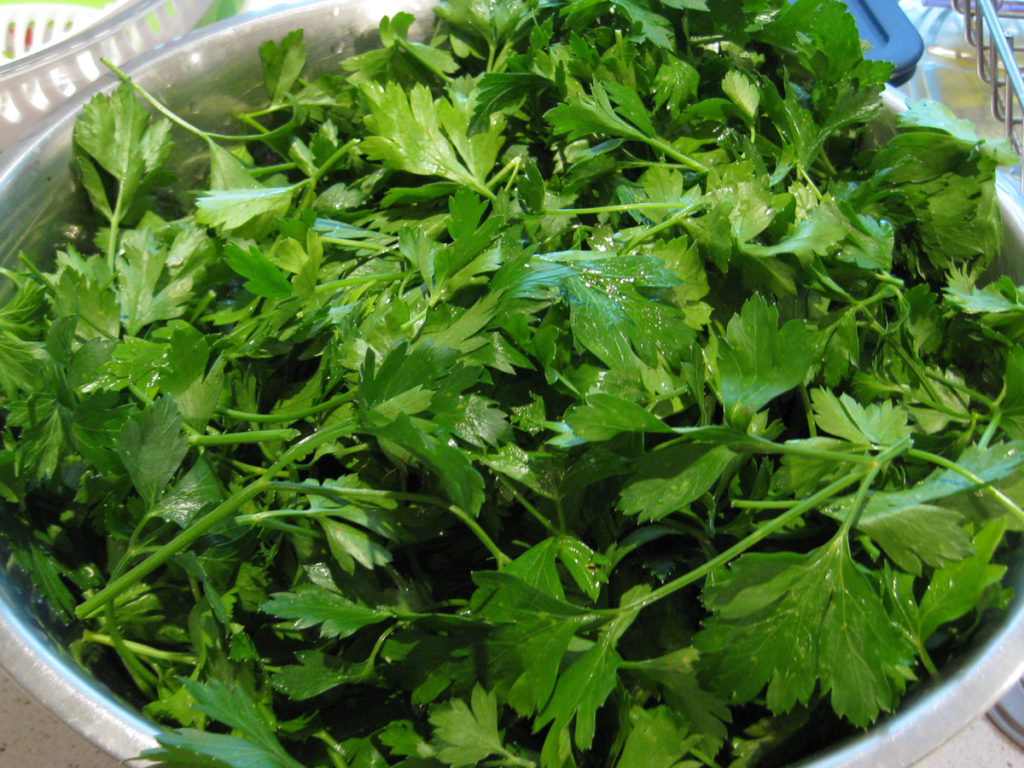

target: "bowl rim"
[1,6,1024,767]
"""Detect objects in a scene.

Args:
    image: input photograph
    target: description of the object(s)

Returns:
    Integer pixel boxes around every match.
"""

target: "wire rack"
[952,0,1024,189]
[930,0,1024,746]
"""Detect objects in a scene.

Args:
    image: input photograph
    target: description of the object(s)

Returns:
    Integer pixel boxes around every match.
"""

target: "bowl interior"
[2,3,1024,766]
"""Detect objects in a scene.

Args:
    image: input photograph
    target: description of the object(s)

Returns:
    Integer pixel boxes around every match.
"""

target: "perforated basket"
[0,0,212,147]
[1,0,121,61]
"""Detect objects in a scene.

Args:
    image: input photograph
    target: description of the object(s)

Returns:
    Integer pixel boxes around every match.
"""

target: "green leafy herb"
[2,1,1021,767]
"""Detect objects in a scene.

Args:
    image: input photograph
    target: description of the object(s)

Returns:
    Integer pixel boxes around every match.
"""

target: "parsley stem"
[269,481,444,507]
[241,104,288,119]
[104,604,156,696]
[732,499,802,509]
[619,467,873,613]
[266,481,512,566]
[840,438,910,536]
[77,420,360,619]
[189,428,299,446]
[647,136,708,173]
[106,193,123,270]
[248,517,324,539]
[797,164,823,201]
[497,475,560,534]
[217,390,356,423]
[487,155,521,191]
[104,60,297,143]
[76,479,270,619]
[448,506,511,567]
[299,139,359,208]
[250,162,298,177]
[920,366,997,412]
[316,272,407,292]
[799,384,817,438]
[979,408,1003,450]
[321,237,391,250]
[873,272,905,288]
[547,201,702,215]
[906,447,1024,524]
[747,435,876,464]
[17,253,58,295]
[814,148,839,178]
[620,202,702,251]
[82,631,196,663]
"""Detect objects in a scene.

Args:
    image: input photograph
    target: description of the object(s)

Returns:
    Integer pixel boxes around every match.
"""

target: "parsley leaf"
[716,294,820,427]
[697,533,915,727]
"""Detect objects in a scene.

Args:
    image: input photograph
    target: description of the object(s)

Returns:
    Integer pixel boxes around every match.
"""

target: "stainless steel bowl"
[2,3,1024,766]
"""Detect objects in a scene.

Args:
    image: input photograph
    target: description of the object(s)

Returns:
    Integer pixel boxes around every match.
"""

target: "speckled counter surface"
[0,664,1021,768]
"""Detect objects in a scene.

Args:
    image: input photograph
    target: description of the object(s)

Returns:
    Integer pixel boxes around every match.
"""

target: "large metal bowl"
[2,3,1024,766]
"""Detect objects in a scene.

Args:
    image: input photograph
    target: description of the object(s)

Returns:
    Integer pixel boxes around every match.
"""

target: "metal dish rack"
[953,0,1024,189]
[949,0,1024,745]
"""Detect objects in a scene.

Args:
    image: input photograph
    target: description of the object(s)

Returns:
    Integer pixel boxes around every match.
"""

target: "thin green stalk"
[321,237,391,251]
[269,481,443,506]
[250,162,299,178]
[920,366,997,411]
[267,481,511,566]
[299,139,358,208]
[732,498,804,510]
[497,475,559,534]
[746,434,877,464]
[315,272,407,293]
[76,420,358,619]
[251,518,326,539]
[225,457,294,477]
[618,467,874,613]
[16,254,58,294]
[217,390,357,423]
[918,642,940,677]
[979,408,1003,449]
[546,201,703,215]
[242,104,290,120]
[873,271,906,288]
[799,384,817,438]
[316,729,353,768]
[907,447,1024,524]
[104,604,156,696]
[309,140,357,187]
[448,505,511,567]
[82,632,196,664]
[839,438,910,537]
[104,60,294,143]
[106,193,123,270]
[797,164,823,201]
[189,428,299,446]
[647,136,708,173]
[621,202,702,251]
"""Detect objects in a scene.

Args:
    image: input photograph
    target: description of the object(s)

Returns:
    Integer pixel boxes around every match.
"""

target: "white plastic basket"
[0,0,213,147]
[1,0,126,61]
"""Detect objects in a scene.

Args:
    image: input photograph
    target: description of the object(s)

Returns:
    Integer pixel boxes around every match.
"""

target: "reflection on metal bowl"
[1,4,1024,767]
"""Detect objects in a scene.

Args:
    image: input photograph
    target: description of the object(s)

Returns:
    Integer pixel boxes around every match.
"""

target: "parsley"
[2,0,1022,766]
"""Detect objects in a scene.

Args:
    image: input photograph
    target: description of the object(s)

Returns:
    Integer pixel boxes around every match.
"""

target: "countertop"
[0,661,1021,768]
